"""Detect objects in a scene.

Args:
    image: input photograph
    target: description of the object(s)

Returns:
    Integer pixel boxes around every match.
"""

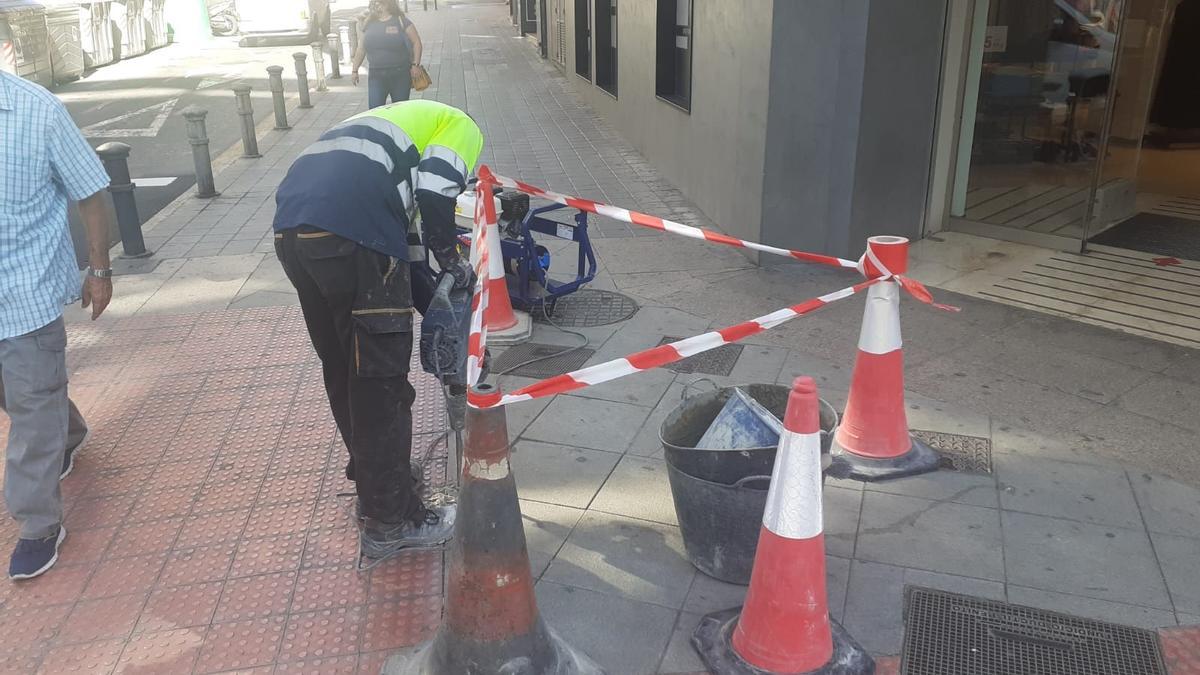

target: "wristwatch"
[86,266,113,279]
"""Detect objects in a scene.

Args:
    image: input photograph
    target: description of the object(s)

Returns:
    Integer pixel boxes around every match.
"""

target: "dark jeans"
[368,66,412,108]
[275,227,421,523]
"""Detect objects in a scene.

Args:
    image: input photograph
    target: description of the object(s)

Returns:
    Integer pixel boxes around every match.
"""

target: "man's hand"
[81,275,112,320]
[351,70,360,85]
[434,248,474,290]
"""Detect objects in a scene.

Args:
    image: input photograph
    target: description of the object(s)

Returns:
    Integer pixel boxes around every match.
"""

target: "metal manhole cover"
[902,587,1167,675]
[913,430,993,474]
[491,342,595,379]
[657,336,743,376]
[535,289,639,328]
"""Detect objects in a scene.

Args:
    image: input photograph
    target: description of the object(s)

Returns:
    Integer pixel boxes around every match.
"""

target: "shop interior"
[951,0,1200,259]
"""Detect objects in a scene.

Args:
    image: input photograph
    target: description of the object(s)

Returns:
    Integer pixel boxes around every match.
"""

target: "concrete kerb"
[105,86,322,264]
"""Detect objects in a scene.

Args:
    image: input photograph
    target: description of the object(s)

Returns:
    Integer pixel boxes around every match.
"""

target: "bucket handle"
[680,377,721,401]
[731,475,772,490]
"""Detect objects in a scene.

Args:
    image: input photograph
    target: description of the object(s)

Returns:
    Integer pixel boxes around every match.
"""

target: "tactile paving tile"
[214,571,298,622]
[1160,625,1200,675]
[292,564,369,613]
[359,595,444,653]
[159,544,237,587]
[82,553,165,600]
[301,528,360,570]
[38,637,126,674]
[244,501,318,539]
[116,628,205,673]
[137,581,224,633]
[277,606,364,662]
[193,616,287,673]
[230,532,306,578]
[366,549,444,603]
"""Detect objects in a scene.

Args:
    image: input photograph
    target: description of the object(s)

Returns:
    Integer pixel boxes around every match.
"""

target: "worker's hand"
[351,70,360,85]
[435,250,474,291]
[81,276,113,321]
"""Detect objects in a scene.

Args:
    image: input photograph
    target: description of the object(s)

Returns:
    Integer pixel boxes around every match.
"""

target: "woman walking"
[352,0,424,108]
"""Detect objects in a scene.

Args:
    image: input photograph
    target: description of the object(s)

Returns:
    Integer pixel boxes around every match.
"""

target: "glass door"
[949,0,1127,250]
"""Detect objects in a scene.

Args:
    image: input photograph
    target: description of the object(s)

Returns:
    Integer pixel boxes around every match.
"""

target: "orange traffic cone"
[384,383,603,675]
[830,235,940,482]
[476,172,532,345]
[693,377,874,675]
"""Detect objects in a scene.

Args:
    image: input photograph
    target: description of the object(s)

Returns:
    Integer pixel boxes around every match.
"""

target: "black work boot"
[360,504,456,560]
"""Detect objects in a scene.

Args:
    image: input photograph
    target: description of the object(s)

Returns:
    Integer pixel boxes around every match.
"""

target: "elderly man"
[0,71,114,579]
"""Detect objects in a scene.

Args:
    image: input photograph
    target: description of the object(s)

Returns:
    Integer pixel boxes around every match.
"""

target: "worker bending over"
[273,100,482,560]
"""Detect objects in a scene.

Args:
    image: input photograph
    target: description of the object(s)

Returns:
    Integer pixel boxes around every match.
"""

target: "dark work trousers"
[367,66,412,108]
[275,226,420,523]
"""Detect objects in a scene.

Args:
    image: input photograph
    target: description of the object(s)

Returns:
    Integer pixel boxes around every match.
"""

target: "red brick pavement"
[1163,625,1200,675]
[0,306,449,674]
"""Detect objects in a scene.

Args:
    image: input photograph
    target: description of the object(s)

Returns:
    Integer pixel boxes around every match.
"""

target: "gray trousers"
[0,317,88,540]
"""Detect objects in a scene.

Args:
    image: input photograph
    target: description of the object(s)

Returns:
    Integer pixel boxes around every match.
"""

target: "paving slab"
[1002,511,1172,609]
[542,512,695,610]
[865,467,998,509]
[496,376,553,441]
[823,485,862,559]
[1129,472,1200,538]
[1005,586,1179,630]
[534,580,677,675]
[841,560,1005,657]
[903,391,992,440]
[1118,376,1200,432]
[1150,532,1200,616]
[855,492,1004,581]
[510,440,621,510]
[659,612,706,675]
[137,254,265,315]
[520,500,585,579]
[995,455,1142,529]
[522,395,651,453]
[591,456,678,527]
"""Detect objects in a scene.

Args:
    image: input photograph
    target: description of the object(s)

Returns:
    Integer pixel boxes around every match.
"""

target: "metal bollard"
[326,33,341,79]
[340,25,352,65]
[232,84,262,159]
[94,142,150,258]
[266,66,291,130]
[311,42,328,92]
[182,106,219,199]
[293,52,313,109]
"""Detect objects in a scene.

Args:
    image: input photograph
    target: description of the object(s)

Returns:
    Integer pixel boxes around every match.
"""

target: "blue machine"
[458,189,598,315]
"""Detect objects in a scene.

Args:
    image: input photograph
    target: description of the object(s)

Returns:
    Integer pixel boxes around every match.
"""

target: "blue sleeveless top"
[363,15,414,70]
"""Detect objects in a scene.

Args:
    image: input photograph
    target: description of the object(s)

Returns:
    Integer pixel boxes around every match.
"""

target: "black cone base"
[827,436,941,482]
[383,618,605,675]
[692,607,875,675]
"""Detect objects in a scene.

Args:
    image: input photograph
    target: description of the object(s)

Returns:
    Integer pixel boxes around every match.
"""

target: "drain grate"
[491,342,595,379]
[535,289,639,327]
[657,336,743,376]
[913,430,993,474]
[902,587,1167,675]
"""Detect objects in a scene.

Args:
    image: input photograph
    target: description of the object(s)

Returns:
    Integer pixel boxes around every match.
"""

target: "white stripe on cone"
[761,429,824,540]
[857,281,903,355]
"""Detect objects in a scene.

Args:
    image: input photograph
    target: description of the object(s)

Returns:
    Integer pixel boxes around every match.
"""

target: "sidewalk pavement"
[1,3,1198,673]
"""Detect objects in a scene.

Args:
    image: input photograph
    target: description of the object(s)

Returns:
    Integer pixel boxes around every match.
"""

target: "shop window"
[655,0,692,110]
[574,0,590,80]
[595,0,617,95]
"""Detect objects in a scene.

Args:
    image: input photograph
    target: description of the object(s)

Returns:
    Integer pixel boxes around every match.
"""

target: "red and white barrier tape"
[465,177,497,387]
[478,166,861,272]
[467,278,882,408]
[462,167,957,402]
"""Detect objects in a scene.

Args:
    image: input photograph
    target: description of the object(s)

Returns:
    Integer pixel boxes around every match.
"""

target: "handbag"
[412,64,433,92]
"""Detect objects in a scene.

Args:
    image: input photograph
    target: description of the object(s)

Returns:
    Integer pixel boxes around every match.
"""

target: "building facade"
[519,0,1200,264]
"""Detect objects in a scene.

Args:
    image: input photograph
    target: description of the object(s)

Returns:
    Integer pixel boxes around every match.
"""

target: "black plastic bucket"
[660,383,838,584]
